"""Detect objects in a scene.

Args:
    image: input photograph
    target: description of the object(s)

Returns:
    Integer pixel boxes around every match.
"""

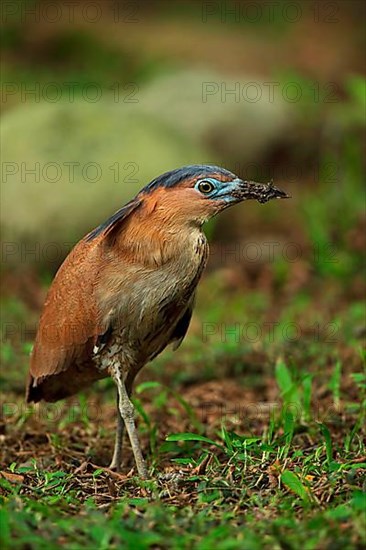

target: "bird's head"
[86,165,290,245]
[140,165,290,225]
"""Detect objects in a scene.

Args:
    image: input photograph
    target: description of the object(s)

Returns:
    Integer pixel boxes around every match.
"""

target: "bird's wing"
[27,240,107,401]
[27,199,142,402]
[170,294,195,351]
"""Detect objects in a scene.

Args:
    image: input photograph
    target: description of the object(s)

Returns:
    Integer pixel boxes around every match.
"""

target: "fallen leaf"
[0,471,24,483]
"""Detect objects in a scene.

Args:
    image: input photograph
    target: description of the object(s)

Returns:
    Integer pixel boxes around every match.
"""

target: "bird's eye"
[198,180,215,194]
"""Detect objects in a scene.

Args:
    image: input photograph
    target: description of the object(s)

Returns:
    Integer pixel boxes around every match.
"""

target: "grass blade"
[166,433,223,449]
[281,470,311,502]
[318,422,333,464]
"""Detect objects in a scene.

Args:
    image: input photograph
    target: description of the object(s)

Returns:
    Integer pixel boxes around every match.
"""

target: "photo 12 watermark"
[2,161,140,184]
[1,1,140,24]
[210,241,339,265]
[201,321,340,344]
[1,397,343,428]
[201,1,341,24]
[202,80,341,104]
[231,160,341,184]
[1,240,339,265]
[0,319,341,346]
[2,81,140,104]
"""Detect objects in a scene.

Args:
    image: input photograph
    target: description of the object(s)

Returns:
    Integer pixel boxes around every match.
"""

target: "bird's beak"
[230,178,291,204]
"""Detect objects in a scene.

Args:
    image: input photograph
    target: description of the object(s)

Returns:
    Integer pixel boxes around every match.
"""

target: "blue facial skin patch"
[194,177,243,203]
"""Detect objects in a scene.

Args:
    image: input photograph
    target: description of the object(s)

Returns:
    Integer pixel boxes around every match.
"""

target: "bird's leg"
[111,365,148,478]
[109,375,136,471]
[109,391,125,471]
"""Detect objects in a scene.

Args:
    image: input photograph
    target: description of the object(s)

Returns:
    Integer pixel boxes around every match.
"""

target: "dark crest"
[142,165,235,193]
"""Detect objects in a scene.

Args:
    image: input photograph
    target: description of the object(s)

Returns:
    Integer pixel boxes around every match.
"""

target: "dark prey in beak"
[233,179,291,203]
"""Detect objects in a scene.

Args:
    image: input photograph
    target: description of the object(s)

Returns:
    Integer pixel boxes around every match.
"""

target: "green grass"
[1,280,365,549]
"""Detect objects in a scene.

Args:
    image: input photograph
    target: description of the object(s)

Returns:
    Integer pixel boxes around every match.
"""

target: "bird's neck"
[114,206,206,268]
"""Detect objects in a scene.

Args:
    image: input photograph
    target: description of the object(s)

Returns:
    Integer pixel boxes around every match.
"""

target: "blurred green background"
[1,2,366,548]
[1,0,365,403]
[1,0,365,260]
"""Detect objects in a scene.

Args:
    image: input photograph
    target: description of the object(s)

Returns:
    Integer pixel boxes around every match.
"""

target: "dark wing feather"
[170,295,195,351]
[86,198,142,244]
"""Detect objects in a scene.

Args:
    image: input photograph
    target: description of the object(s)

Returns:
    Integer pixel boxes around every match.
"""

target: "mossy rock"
[139,69,294,167]
[1,100,209,262]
